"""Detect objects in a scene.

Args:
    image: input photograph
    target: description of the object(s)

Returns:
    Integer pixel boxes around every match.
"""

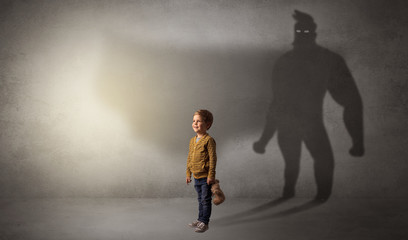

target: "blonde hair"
[194,109,214,130]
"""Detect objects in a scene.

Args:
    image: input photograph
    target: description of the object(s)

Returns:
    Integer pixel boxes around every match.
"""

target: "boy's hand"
[186,177,192,185]
[207,178,215,185]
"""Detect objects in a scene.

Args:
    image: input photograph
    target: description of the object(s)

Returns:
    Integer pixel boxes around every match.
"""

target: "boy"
[186,109,217,233]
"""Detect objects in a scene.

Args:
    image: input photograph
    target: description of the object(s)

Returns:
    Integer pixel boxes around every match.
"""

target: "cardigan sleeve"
[207,137,217,179]
[186,138,193,178]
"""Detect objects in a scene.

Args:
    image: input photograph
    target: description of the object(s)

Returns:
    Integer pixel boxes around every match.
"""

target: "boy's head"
[192,110,214,134]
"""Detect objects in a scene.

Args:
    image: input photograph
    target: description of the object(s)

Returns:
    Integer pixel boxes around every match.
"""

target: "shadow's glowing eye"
[304,30,310,33]
[296,30,302,33]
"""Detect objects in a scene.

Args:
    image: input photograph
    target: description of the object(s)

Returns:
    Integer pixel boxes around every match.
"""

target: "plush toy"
[211,179,225,205]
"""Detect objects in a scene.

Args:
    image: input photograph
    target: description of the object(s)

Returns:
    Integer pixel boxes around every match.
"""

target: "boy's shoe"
[195,222,209,233]
[188,220,201,228]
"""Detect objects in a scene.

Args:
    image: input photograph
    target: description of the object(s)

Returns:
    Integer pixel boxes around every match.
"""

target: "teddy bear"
[211,179,225,205]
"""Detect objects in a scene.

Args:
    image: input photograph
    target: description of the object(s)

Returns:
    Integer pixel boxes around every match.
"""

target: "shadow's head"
[293,10,317,47]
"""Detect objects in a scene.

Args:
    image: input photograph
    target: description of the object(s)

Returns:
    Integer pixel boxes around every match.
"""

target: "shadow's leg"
[278,127,302,199]
[304,125,334,201]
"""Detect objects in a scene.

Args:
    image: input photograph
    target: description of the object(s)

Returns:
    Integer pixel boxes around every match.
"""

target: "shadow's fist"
[253,141,266,154]
[349,143,364,157]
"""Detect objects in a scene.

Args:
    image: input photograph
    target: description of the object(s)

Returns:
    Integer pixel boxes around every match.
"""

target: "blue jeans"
[194,177,212,225]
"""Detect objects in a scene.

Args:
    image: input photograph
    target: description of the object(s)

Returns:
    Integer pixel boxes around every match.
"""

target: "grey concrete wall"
[0,0,407,198]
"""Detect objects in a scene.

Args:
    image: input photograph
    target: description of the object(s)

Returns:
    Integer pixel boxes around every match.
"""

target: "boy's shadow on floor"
[213,197,326,226]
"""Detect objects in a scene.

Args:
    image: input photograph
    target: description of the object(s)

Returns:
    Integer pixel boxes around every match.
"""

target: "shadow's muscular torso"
[272,46,344,125]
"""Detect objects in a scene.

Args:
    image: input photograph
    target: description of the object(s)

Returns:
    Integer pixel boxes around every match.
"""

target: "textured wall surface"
[0,0,407,198]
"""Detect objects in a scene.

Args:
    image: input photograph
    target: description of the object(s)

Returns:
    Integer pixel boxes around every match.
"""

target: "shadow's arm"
[253,65,279,154]
[328,56,364,157]
[253,102,277,154]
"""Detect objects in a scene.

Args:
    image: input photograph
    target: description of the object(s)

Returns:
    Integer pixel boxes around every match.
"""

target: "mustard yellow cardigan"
[186,133,217,179]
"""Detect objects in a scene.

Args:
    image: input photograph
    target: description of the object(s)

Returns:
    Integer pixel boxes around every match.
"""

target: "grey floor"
[0,197,407,240]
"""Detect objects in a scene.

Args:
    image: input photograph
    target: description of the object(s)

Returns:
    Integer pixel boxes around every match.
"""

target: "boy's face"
[192,114,209,135]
